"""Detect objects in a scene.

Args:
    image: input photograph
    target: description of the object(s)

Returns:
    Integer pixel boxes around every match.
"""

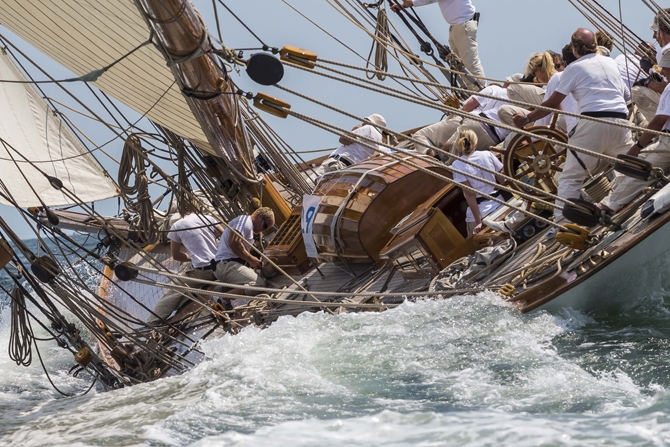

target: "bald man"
[513,28,633,224]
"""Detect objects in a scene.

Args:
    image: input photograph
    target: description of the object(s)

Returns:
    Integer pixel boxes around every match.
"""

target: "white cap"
[364,113,386,129]
[505,73,523,82]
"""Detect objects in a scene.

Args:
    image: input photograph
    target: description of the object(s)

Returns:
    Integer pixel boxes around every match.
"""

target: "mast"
[134,0,291,222]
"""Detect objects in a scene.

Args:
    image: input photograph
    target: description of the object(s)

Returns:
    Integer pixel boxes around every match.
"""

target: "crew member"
[600,52,670,213]
[391,0,485,91]
[512,28,633,223]
[316,114,387,176]
[442,83,512,159]
[500,46,578,134]
[451,129,504,235]
[147,200,224,325]
[498,52,559,129]
[632,10,670,124]
[213,207,275,307]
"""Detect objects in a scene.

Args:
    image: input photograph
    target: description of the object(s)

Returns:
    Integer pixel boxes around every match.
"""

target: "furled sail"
[0,0,213,153]
[0,50,119,207]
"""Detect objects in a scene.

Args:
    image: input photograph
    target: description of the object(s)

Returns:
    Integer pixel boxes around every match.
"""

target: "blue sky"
[0,0,657,239]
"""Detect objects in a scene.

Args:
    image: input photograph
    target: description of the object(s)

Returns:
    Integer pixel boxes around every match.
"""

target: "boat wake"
[1,292,670,446]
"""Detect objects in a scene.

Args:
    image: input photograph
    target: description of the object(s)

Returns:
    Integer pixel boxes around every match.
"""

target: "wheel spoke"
[514,166,533,180]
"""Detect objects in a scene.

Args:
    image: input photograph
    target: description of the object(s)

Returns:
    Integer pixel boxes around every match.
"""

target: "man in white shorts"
[213,207,275,307]
[391,0,485,91]
[600,52,670,213]
[148,200,224,324]
[513,28,633,223]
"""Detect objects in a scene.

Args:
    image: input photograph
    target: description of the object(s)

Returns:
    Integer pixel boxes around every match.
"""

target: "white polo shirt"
[167,213,219,268]
[537,71,579,131]
[215,215,254,261]
[471,85,511,141]
[330,124,383,164]
[615,53,643,90]
[411,0,475,26]
[555,53,628,115]
[452,151,503,222]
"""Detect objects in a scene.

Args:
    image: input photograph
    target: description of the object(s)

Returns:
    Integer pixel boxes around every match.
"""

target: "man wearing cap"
[391,0,484,91]
[147,199,224,324]
[600,52,670,214]
[632,10,670,124]
[316,114,388,176]
[512,28,633,224]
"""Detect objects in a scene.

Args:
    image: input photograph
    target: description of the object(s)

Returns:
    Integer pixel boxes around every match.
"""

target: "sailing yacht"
[0,0,667,389]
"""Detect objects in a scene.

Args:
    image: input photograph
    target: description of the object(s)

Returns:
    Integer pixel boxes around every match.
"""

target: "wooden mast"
[134,0,291,223]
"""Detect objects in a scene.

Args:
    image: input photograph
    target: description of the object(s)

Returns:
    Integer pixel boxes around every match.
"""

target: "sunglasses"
[262,218,269,231]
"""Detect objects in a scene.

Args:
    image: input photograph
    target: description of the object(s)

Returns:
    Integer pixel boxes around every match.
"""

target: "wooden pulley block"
[75,347,93,366]
[561,198,600,227]
[614,153,653,181]
[0,238,14,270]
[114,262,139,282]
[31,256,61,283]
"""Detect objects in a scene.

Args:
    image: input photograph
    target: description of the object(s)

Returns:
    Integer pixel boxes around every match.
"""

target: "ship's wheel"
[502,126,568,201]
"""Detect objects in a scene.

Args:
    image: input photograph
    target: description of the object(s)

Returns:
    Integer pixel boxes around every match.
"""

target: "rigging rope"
[8,287,32,367]
[367,7,389,80]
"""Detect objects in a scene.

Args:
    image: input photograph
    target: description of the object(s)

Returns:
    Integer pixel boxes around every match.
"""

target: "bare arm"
[170,241,190,263]
[228,233,263,269]
[628,114,669,156]
[462,97,481,113]
[648,80,669,94]
[214,225,224,239]
[461,181,483,235]
[339,124,362,146]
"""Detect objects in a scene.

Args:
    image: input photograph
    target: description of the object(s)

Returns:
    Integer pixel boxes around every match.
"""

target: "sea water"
[1,240,670,446]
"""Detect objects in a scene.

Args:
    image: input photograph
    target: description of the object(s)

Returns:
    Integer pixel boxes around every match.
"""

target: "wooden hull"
[312,155,453,263]
[512,209,670,314]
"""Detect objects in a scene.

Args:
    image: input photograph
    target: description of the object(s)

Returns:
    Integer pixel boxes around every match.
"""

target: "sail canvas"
[0,50,119,207]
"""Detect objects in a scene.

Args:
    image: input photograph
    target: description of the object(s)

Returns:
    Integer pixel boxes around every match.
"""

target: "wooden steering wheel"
[502,126,569,200]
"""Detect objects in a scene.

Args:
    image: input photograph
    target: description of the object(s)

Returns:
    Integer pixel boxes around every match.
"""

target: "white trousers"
[555,118,633,221]
[147,264,215,324]
[506,83,545,106]
[215,259,267,308]
[449,20,485,91]
[631,85,660,125]
[600,137,670,212]
[412,119,461,154]
[316,157,348,177]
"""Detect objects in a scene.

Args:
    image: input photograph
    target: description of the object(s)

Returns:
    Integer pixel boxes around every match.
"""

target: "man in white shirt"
[441,84,511,160]
[213,207,275,307]
[148,200,224,324]
[600,52,670,213]
[411,86,495,157]
[391,0,484,91]
[513,28,633,223]
[632,11,670,124]
[316,114,387,176]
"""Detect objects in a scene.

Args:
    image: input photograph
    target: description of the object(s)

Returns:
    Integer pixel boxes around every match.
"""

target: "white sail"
[0,0,212,152]
[0,50,119,207]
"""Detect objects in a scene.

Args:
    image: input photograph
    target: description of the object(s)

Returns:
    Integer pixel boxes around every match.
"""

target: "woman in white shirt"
[451,129,505,235]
